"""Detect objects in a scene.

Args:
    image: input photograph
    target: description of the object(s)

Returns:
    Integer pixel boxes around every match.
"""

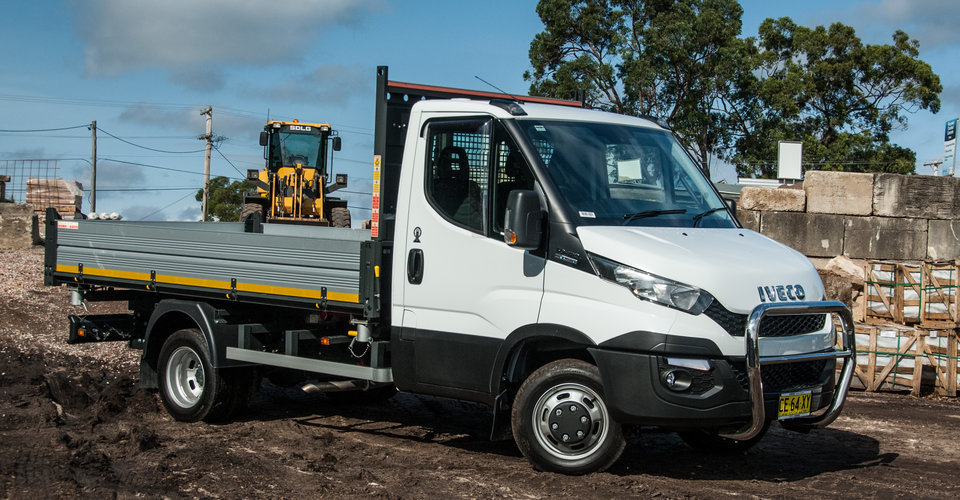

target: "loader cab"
[260,121,339,175]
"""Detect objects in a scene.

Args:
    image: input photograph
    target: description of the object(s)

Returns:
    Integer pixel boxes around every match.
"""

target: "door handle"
[407,248,424,284]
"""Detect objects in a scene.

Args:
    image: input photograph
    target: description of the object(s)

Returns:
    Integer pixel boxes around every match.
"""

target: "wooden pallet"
[845,324,960,396]
[864,262,899,324]
[921,260,959,328]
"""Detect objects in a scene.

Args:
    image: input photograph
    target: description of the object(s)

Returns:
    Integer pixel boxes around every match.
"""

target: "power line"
[0,124,89,133]
[212,143,246,177]
[0,93,267,121]
[137,190,198,222]
[96,187,197,192]
[96,126,206,154]
[101,157,244,179]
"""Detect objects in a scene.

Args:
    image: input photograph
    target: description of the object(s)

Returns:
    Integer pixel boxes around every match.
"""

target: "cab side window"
[425,119,491,233]
[492,126,535,234]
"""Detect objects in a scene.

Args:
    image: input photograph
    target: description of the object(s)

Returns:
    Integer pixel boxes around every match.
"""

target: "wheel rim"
[165,346,205,408]
[532,382,610,461]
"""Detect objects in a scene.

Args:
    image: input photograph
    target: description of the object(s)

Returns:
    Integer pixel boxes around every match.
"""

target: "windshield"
[517,120,734,228]
[275,131,324,169]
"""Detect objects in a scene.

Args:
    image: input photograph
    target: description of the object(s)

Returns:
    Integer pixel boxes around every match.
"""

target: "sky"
[1,0,958,222]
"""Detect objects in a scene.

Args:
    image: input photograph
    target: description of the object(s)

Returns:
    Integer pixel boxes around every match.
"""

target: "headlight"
[589,254,713,315]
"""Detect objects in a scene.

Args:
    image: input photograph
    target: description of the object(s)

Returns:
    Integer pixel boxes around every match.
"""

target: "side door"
[392,116,544,399]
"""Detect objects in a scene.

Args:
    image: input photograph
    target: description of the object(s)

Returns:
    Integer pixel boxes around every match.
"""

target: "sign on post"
[778,141,803,180]
[945,119,957,176]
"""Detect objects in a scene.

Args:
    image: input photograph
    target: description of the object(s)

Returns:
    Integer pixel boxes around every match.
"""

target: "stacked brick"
[26,178,84,221]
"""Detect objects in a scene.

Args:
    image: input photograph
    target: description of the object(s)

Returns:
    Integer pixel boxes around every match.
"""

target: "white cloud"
[71,160,147,189]
[116,104,264,145]
[74,0,384,76]
[832,0,960,49]
[239,64,371,105]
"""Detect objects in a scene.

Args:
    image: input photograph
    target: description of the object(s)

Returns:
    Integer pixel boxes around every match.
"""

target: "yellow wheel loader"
[242,120,350,226]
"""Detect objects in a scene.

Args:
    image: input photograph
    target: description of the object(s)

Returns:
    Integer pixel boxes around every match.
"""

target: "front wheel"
[511,359,625,474]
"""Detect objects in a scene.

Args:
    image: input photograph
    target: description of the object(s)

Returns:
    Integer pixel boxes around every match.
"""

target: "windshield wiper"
[691,207,728,227]
[622,209,686,225]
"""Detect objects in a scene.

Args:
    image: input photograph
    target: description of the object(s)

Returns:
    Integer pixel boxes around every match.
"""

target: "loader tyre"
[158,328,252,422]
[239,203,264,222]
[331,207,351,228]
[511,359,625,474]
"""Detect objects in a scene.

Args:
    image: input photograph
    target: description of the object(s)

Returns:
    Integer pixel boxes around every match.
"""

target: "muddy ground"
[2,247,960,499]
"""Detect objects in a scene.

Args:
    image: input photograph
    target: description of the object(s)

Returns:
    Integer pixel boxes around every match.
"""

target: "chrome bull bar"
[719,300,856,441]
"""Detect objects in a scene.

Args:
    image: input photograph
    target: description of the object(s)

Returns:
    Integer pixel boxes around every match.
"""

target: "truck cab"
[387,95,853,473]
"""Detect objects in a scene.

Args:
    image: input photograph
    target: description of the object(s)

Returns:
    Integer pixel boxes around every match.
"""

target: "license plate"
[778,391,812,419]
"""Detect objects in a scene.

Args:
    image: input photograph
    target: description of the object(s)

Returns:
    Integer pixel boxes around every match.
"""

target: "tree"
[526,0,746,176]
[194,176,252,221]
[726,18,941,177]
[526,2,942,178]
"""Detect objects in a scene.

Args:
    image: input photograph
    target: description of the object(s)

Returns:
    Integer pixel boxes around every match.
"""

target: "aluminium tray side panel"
[54,220,368,306]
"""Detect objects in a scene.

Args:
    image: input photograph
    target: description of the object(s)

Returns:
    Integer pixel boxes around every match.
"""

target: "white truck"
[44,66,854,474]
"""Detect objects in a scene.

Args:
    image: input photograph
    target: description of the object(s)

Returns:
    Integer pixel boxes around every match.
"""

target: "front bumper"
[591,301,855,433]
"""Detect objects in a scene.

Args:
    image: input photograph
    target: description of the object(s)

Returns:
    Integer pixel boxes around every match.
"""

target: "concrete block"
[842,216,926,260]
[873,173,960,219]
[0,203,39,250]
[737,208,760,232]
[760,211,844,258]
[928,219,960,260]
[739,187,805,212]
[825,255,866,282]
[804,170,874,215]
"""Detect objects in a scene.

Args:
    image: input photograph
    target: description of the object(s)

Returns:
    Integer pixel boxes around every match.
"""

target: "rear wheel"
[331,207,351,228]
[511,359,625,474]
[158,328,255,422]
[677,420,771,454]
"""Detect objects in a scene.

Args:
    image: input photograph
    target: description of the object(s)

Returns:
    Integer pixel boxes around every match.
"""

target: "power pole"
[90,120,97,213]
[924,159,943,176]
[200,106,212,221]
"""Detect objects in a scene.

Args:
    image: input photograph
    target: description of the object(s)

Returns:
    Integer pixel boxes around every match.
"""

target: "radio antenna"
[475,76,522,103]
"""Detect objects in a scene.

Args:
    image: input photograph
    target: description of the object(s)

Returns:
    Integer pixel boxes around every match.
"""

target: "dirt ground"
[3,247,960,499]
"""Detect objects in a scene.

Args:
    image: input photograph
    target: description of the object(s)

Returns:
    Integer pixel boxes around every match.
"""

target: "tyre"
[677,419,771,454]
[511,359,625,474]
[331,207,351,228]
[239,203,264,221]
[158,328,254,422]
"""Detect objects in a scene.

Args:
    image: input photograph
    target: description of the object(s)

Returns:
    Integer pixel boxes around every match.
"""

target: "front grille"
[704,301,747,336]
[704,301,826,338]
[759,314,826,337]
[730,360,828,393]
[762,360,828,392]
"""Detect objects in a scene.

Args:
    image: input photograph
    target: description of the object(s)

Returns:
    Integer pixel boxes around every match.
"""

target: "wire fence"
[0,159,60,204]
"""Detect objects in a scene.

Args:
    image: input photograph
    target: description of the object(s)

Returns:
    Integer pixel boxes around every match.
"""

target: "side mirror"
[503,190,542,250]
[259,131,269,147]
[724,197,737,213]
[332,136,342,151]
[724,197,741,225]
